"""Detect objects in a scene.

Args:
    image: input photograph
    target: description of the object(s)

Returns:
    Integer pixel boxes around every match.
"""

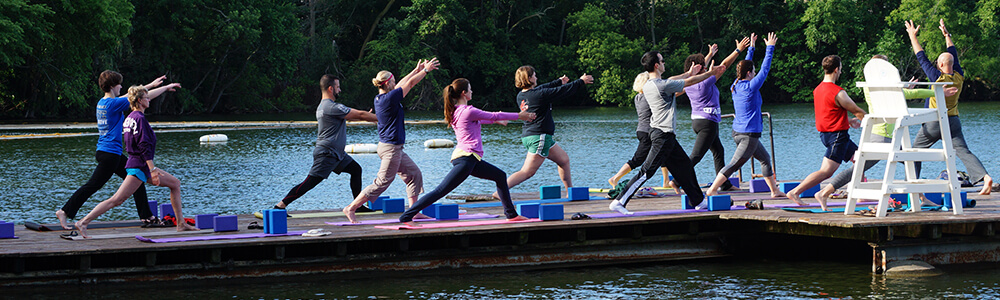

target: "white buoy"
[199,134,228,143]
[345,143,378,153]
[424,139,455,148]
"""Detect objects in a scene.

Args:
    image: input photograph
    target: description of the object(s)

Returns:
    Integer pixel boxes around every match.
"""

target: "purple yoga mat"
[325,213,498,226]
[588,201,879,219]
[135,230,307,243]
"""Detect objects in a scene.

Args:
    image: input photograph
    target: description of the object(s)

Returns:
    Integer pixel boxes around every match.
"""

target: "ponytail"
[443,78,470,128]
[372,71,393,90]
[735,60,754,80]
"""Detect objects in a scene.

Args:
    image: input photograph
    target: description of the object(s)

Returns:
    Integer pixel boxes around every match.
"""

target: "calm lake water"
[2,102,999,298]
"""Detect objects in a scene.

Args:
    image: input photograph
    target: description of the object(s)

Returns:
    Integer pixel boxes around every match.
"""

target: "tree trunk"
[358,0,396,60]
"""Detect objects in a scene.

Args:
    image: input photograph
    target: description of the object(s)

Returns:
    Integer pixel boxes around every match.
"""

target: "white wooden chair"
[846,59,961,217]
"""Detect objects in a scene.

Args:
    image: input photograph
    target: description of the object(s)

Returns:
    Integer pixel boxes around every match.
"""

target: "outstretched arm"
[346,108,378,122]
[683,62,726,87]
[907,20,940,80]
[397,57,441,97]
[722,37,751,69]
[144,75,166,90]
[147,83,181,99]
[703,44,718,68]
[905,20,924,54]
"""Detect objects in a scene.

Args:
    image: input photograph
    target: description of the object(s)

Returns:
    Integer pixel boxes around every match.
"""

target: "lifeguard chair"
[845,59,961,217]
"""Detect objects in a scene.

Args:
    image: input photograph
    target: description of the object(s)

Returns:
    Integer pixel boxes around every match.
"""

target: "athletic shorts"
[521,134,556,158]
[308,146,354,179]
[126,168,148,183]
[820,130,858,163]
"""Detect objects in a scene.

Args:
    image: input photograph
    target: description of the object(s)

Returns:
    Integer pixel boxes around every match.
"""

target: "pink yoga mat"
[135,230,307,243]
[325,213,498,226]
[375,218,542,230]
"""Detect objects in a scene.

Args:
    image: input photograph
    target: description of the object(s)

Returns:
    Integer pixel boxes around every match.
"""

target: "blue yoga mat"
[459,195,605,208]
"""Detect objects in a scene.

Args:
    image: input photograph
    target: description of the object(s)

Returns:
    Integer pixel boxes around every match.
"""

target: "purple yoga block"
[0,221,13,238]
[195,214,218,229]
[159,203,174,217]
[681,195,695,210]
[213,215,238,232]
[421,204,439,218]
[517,203,540,218]
[382,198,405,213]
[539,205,564,221]
[540,185,561,199]
[729,177,740,188]
[435,204,459,220]
[568,187,589,201]
[148,200,158,218]
[264,209,287,234]
[708,195,731,211]
[749,178,769,193]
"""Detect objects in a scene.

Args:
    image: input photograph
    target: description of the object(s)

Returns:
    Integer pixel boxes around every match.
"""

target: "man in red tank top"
[788,55,867,211]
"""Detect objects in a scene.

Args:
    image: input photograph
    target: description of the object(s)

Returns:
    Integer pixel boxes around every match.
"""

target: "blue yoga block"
[924,192,945,205]
[369,195,390,211]
[668,175,674,182]
[942,192,971,208]
[148,200,158,218]
[749,178,769,193]
[798,184,821,198]
[568,187,589,201]
[435,204,459,220]
[517,203,540,218]
[729,177,740,188]
[264,209,287,234]
[421,204,439,218]
[539,205,564,221]
[681,195,695,210]
[708,195,731,211]
[382,198,405,213]
[0,221,13,238]
[778,182,799,194]
[159,203,174,217]
[213,215,238,232]
[540,185,561,199]
[195,214,218,229]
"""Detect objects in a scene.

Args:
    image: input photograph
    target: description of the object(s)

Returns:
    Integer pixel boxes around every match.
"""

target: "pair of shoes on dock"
[141,217,171,228]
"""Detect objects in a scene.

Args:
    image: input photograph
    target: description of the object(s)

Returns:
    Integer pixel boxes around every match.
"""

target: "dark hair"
[683,53,706,73]
[735,60,754,80]
[640,51,661,72]
[99,70,123,93]
[871,54,889,61]
[514,66,535,89]
[822,55,841,74]
[320,74,339,93]
[443,78,471,128]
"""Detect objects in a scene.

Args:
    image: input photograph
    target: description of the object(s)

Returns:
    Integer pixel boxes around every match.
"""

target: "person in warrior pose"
[606,72,676,193]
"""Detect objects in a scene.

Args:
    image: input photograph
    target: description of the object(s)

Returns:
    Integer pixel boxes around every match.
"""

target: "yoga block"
[749,178,769,193]
[0,221,13,238]
[148,200,158,218]
[923,193,945,205]
[195,214,218,229]
[681,195,695,210]
[517,203,540,218]
[263,209,287,234]
[159,203,174,217]
[421,204,439,218]
[539,205,564,221]
[729,177,740,188]
[779,182,799,194]
[435,204,459,220]
[668,175,674,182]
[568,187,589,201]
[369,195,390,211]
[382,198,405,213]
[798,184,821,198]
[213,215,238,232]
[540,185,561,199]
[708,195,731,211]
[942,192,971,208]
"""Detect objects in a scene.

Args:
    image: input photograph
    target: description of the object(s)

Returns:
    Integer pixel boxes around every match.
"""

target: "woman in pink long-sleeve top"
[398,78,535,225]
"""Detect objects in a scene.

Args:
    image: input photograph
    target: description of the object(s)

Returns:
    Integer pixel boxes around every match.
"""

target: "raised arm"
[748,33,777,90]
[905,20,924,54]
[744,33,758,60]
[144,75,166,90]
[345,108,378,122]
[722,37,751,69]
[397,57,441,97]
[682,62,726,87]
[703,44,718,67]
[147,83,181,99]
[939,19,964,76]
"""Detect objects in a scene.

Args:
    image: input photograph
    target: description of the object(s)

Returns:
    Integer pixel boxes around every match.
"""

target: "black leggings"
[626,131,652,170]
[400,156,518,222]
[617,129,704,207]
[688,119,732,189]
[62,151,152,220]
[281,160,362,206]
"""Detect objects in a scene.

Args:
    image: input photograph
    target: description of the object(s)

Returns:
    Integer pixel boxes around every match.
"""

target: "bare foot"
[413,213,432,220]
[74,220,90,239]
[770,191,787,198]
[343,207,359,224]
[608,177,617,187]
[56,210,72,230]
[403,221,421,227]
[177,222,199,232]
[980,176,994,195]
[491,192,500,200]
[705,188,717,197]
[815,193,830,211]
[666,180,682,194]
[787,191,807,206]
[507,215,529,221]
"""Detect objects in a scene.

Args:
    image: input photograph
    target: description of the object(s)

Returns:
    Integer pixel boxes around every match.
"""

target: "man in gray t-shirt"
[610,51,725,215]
[269,75,378,212]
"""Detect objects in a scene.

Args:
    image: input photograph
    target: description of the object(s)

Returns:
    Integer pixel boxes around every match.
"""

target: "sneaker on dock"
[609,200,633,215]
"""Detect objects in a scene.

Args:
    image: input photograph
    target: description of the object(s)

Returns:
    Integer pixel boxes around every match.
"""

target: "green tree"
[567,4,644,106]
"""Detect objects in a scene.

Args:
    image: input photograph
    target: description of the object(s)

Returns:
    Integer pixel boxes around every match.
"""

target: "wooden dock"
[1,188,998,286]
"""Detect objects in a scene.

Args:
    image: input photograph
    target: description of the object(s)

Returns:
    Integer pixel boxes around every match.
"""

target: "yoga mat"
[61,228,215,240]
[253,210,380,219]
[136,230,307,243]
[375,218,541,230]
[24,220,144,231]
[459,196,605,208]
[326,213,498,226]
[780,204,939,213]
[585,201,882,219]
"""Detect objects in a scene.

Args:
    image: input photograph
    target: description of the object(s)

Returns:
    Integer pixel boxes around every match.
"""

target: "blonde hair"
[372,71,392,89]
[514,65,535,89]
[632,72,649,93]
[126,86,148,111]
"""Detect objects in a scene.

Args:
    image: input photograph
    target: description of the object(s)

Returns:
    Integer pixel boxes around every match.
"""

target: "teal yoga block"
[517,203,540,218]
[195,214,218,229]
[681,195,696,210]
[708,195,731,211]
[213,215,238,232]
[540,185,561,199]
[382,198,405,213]
[264,209,287,234]
[539,205,564,221]
[435,204,459,220]
[568,187,589,201]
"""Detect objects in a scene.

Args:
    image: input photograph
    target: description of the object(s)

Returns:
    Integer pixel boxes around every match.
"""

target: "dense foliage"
[2,0,998,119]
